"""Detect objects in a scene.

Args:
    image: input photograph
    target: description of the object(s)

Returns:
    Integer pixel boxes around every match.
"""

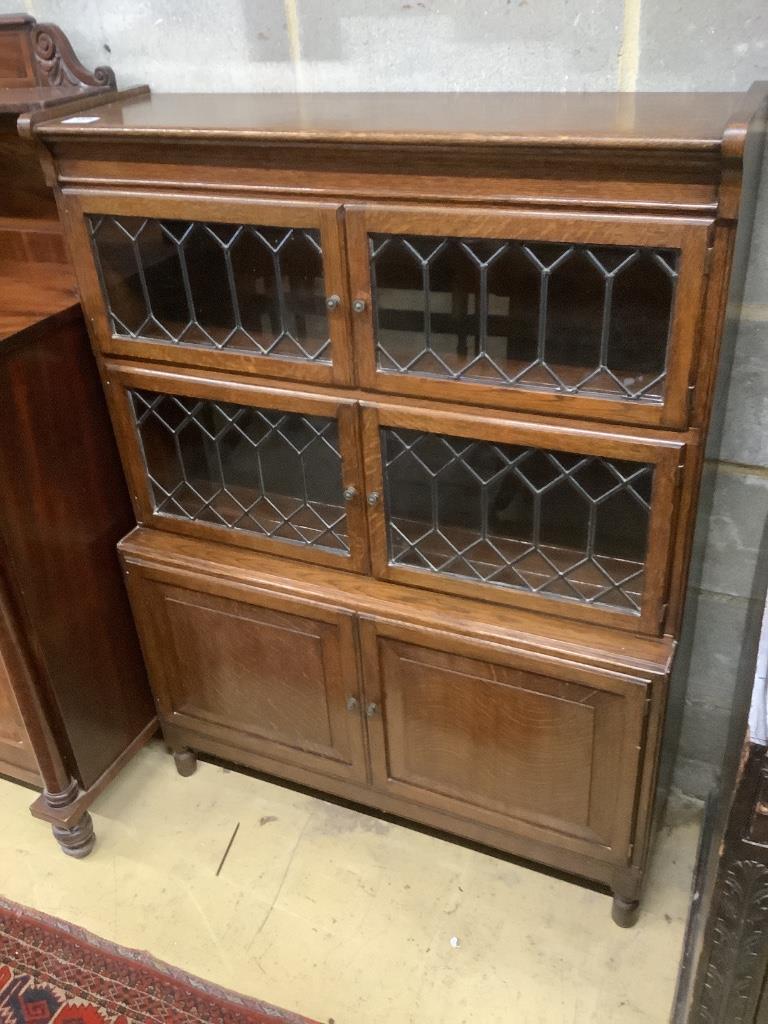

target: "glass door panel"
[370,235,676,401]
[91,217,331,361]
[68,193,352,385]
[381,428,652,613]
[362,405,684,633]
[348,206,709,428]
[109,367,367,572]
[131,391,348,553]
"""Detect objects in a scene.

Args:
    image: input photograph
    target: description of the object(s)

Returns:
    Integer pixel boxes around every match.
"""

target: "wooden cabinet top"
[30,86,767,155]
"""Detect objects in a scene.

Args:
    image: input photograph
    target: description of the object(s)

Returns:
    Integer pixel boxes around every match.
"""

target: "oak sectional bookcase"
[29,86,767,924]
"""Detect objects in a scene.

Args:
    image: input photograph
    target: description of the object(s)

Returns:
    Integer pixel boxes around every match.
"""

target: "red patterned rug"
[0,897,318,1024]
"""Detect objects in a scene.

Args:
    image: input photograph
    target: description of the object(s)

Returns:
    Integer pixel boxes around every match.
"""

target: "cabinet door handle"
[326,294,341,310]
[367,490,381,507]
[343,485,358,502]
[346,696,359,712]
[366,702,379,718]
[352,298,367,313]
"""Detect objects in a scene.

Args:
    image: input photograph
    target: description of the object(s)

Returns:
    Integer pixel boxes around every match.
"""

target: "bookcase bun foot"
[173,748,198,778]
[51,813,96,860]
[612,895,641,929]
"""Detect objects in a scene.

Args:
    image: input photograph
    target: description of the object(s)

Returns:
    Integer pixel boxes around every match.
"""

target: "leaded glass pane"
[130,389,348,553]
[370,233,678,402]
[381,428,653,612]
[90,216,331,362]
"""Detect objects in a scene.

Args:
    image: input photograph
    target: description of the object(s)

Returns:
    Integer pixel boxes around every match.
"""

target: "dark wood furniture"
[681,739,768,1023]
[30,86,767,916]
[0,16,155,856]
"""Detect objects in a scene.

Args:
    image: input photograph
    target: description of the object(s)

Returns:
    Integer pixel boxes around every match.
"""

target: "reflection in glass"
[382,427,653,611]
[90,216,331,362]
[370,234,678,402]
[130,389,348,553]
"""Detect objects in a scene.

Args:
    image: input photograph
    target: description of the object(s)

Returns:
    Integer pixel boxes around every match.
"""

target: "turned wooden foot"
[52,812,96,859]
[612,894,640,928]
[40,778,96,859]
[173,748,197,777]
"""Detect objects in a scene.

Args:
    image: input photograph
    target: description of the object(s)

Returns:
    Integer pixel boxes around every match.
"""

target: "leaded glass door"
[66,192,353,385]
[108,365,369,572]
[347,205,710,429]
[360,403,685,632]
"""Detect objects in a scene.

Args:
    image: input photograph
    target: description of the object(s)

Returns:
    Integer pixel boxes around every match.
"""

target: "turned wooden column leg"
[43,778,96,859]
[612,894,641,928]
[173,748,197,777]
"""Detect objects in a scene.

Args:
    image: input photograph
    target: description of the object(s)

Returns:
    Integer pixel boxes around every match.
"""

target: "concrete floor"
[1,740,700,1024]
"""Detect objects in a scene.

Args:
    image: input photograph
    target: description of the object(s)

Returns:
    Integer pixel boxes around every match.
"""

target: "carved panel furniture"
[30,86,768,915]
[0,16,154,855]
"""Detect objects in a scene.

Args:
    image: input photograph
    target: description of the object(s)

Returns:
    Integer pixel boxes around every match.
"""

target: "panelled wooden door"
[104,362,369,573]
[359,619,651,863]
[346,203,711,429]
[360,402,686,633]
[60,190,354,386]
[124,564,368,784]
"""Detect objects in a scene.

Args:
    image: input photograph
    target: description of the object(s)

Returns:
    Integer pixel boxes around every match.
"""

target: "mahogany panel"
[0,639,38,782]
[0,116,59,221]
[0,19,35,88]
[0,306,153,790]
[0,259,76,340]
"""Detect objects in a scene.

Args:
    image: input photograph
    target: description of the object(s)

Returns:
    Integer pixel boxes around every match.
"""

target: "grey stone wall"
[6,0,768,798]
[671,141,768,797]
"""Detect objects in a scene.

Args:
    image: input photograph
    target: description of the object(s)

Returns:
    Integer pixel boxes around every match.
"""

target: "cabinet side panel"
[0,308,153,789]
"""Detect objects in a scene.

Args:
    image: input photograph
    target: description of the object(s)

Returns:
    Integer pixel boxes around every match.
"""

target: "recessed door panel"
[360,620,650,862]
[126,570,367,784]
